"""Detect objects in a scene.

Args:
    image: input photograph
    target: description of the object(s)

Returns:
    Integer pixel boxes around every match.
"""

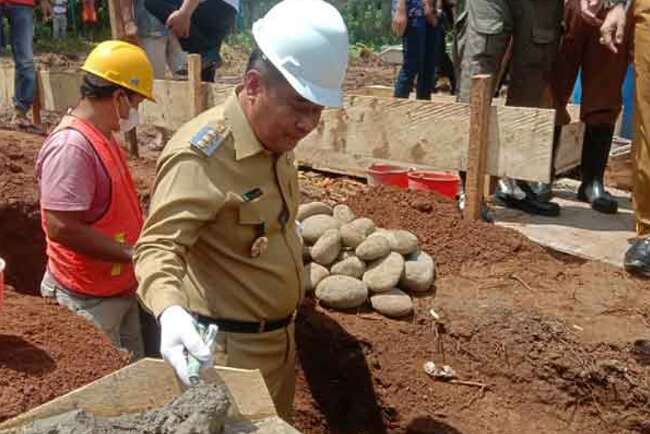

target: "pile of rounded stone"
[299,201,436,318]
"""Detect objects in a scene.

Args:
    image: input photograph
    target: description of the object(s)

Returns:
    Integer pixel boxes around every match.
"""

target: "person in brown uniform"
[551,0,632,215]
[597,0,650,274]
[134,0,349,420]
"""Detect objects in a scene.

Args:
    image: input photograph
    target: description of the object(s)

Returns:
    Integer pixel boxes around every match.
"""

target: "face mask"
[114,94,140,133]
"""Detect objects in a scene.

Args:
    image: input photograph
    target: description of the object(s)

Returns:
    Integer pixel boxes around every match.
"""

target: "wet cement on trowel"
[24,383,231,434]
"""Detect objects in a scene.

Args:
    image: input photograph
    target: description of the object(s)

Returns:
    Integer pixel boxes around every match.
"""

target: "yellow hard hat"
[81,40,155,101]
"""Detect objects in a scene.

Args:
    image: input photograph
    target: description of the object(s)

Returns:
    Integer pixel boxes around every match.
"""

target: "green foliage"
[340,0,398,49]
[237,0,398,50]
[31,0,111,54]
[7,0,399,57]
[34,34,102,57]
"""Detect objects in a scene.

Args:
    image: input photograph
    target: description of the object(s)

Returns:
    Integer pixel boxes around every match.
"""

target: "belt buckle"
[258,319,266,333]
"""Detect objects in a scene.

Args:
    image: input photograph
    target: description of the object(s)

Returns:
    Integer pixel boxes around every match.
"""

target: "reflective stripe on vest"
[41,117,143,297]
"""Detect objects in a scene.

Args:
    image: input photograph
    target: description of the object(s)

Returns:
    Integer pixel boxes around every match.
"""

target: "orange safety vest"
[41,117,143,297]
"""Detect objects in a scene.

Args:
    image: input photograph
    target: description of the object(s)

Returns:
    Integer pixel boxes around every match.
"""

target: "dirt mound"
[0,287,130,423]
[293,185,650,434]
[294,297,650,434]
[448,308,650,432]
[345,185,545,276]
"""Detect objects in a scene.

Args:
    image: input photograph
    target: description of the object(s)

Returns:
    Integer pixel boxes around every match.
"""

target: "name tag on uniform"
[241,188,263,202]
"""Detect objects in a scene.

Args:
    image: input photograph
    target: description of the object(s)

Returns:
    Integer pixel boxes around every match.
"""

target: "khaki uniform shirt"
[135,90,304,321]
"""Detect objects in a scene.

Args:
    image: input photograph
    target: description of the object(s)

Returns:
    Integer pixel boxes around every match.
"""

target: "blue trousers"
[0,4,35,112]
[394,17,444,100]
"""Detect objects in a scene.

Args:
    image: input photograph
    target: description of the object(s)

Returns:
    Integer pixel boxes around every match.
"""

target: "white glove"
[159,305,213,386]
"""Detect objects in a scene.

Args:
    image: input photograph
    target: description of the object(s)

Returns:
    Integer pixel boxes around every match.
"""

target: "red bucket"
[407,171,460,199]
[367,164,409,188]
[0,257,5,310]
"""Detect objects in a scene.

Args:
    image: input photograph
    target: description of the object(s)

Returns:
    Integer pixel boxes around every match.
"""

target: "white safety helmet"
[252,0,349,108]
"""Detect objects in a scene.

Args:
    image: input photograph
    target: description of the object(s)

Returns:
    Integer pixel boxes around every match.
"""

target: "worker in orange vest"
[36,41,154,358]
[0,0,51,130]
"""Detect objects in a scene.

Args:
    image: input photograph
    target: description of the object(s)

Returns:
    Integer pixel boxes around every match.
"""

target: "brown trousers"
[551,0,632,126]
[634,0,650,235]
[213,323,296,422]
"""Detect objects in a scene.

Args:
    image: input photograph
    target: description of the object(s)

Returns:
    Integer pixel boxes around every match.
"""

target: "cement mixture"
[23,383,231,434]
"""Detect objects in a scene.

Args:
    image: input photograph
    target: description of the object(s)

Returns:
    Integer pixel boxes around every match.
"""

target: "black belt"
[197,313,295,334]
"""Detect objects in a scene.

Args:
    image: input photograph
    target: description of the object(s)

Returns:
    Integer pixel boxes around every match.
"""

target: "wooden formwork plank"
[0,358,277,431]
[140,80,232,130]
[38,71,83,112]
[555,122,586,174]
[140,79,193,129]
[351,85,582,120]
[297,94,556,182]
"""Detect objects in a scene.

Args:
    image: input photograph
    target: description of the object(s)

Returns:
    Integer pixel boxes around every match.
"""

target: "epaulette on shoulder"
[189,120,231,157]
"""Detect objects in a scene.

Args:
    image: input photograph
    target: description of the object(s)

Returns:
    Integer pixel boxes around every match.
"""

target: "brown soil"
[1,127,650,433]
[344,186,545,276]
[0,287,130,423]
[2,43,396,93]
[294,186,650,434]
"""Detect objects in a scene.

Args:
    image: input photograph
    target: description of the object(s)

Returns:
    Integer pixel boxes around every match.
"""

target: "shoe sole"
[624,262,650,278]
[577,193,618,214]
[495,195,560,217]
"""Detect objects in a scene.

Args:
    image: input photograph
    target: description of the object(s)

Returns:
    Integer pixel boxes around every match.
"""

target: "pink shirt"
[36,128,111,223]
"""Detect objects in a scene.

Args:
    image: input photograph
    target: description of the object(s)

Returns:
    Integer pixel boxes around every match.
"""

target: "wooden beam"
[464,75,493,220]
[107,0,123,39]
[125,130,138,158]
[187,54,203,117]
[104,0,140,157]
[31,68,43,127]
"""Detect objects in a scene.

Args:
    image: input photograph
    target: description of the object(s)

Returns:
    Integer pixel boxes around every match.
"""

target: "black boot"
[625,238,650,277]
[577,124,618,214]
[494,179,560,217]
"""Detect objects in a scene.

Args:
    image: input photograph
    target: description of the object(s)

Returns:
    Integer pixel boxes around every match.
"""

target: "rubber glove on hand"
[159,305,213,386]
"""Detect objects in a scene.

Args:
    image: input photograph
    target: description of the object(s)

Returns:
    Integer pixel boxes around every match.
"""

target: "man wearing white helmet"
[134,0,349,420]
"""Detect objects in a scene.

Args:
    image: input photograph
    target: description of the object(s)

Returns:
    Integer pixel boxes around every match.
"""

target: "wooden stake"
[107,0,123,38]
[464,74,493,221]
[105,0,140,157]
[188,54,203,117]
[126,130,138,158]
[31,68,43,127]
